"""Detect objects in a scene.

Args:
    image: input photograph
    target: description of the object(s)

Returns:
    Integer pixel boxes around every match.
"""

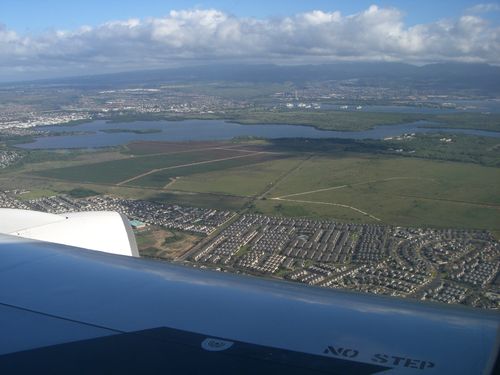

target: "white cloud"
[466,3,500,14]
[1,6,499,79]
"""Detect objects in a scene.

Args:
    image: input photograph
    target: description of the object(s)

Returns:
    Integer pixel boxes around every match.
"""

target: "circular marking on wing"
[201,338,234,352]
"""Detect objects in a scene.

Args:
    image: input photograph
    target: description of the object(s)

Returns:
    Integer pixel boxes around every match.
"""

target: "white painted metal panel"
[0,209,138,257]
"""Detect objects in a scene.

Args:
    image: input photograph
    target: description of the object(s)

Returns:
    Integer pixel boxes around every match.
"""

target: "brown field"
[135,226,202,260]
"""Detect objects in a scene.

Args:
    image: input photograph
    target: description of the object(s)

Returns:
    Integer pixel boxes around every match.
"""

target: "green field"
[268,156,500,204]
[171,157,306,196]
[34,148,253,184]
[150,191,249,210]
[166,154,500,230]
[127,154,281,188]
[130,153,291,189]
[11,137,500,230]
[16,188,59,200]
[258,156,500,229]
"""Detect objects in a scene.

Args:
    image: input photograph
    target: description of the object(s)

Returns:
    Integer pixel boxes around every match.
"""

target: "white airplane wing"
[0,208,138,257]
[0,210,498,374]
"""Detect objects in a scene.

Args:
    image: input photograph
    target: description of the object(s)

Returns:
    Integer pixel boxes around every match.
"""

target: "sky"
[0,1,499,81]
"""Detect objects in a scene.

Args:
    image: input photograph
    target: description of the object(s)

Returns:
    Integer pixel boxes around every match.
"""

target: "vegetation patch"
[67,187,100,198]
[224,109,425,131]
[262,155,499,229]
[154,156,302,195]
[150,191,249,211]
[125,141,230,155]
[33,148,246,184]
[136,227,202,260]
[127,153,287,188]
[16,189,59,200]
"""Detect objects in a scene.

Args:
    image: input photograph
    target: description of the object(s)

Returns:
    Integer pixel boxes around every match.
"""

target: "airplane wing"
[0,212,499,374]
[0,208,138,257]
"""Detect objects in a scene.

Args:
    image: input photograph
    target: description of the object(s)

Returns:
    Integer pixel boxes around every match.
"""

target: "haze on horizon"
[0,1,499,82]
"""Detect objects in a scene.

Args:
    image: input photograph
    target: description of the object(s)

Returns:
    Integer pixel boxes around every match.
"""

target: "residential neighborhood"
[193,214,499,309]
[2,191,498,309]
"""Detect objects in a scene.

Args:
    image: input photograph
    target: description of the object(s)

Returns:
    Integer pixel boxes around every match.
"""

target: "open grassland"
[16,188,59,200]
[171,157,307,196]
[151,191,248,210]
[253,199,380,223]
[1,174,250,211]
[122,152,283,187]
[18,150,127,172]
[269,156,500,205]
[254,196,500,230]
[6,137,499,230]
[124,141,233,155]
[129,153,290,189]
[256,156,500,230]
[33,148,251,184]
[275,188,499,229]
[161,152,499,229]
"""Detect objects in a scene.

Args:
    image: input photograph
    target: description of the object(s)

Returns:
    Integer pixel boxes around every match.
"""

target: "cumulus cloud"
[1,5,500,79]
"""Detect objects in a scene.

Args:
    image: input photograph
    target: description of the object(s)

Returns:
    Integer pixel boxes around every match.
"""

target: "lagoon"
[18,119,500,149]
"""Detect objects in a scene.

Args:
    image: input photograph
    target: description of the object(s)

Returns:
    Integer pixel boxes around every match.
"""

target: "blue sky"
[1,0,495,32]
[0,1,499,81]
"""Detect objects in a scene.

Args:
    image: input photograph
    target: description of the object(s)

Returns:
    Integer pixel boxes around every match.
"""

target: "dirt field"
[135,226,203,260]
